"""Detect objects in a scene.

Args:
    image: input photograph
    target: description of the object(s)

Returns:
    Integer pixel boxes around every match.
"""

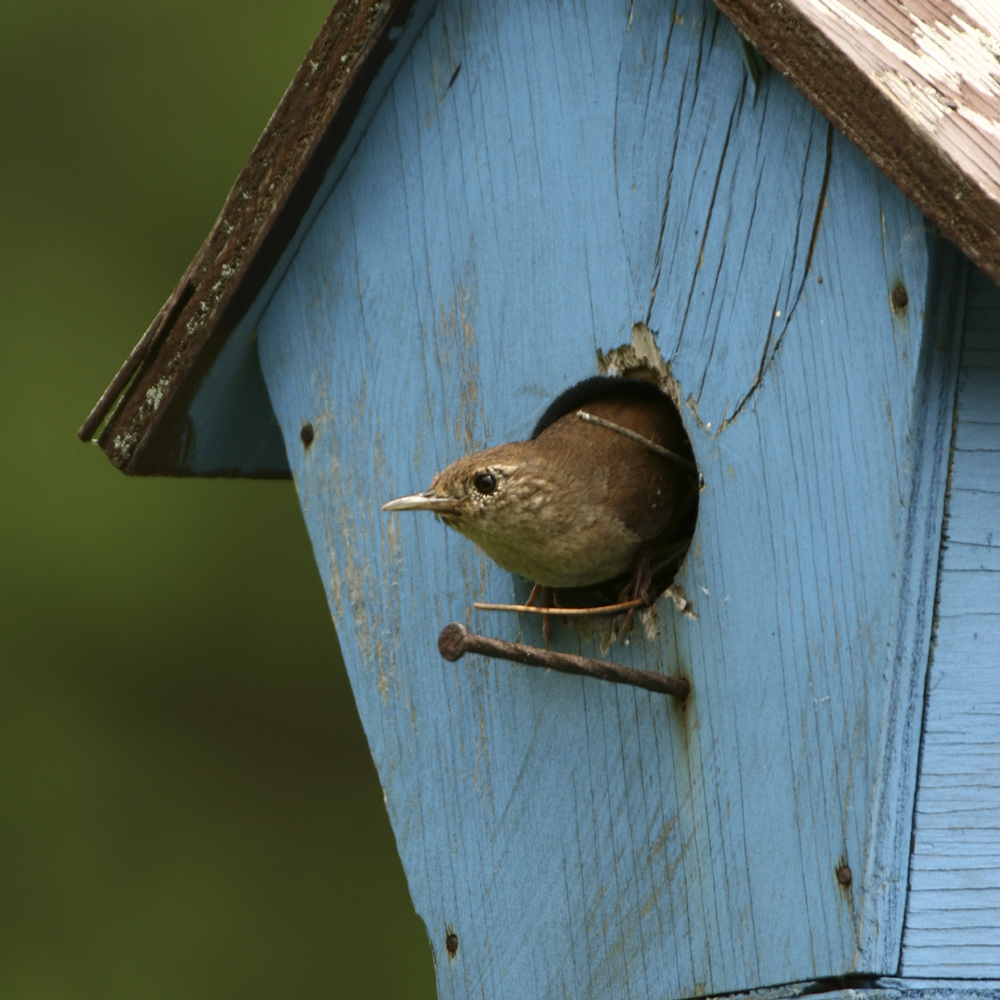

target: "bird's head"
[381,443,554,563]
[382,445,532,523]
[381,377,698,592]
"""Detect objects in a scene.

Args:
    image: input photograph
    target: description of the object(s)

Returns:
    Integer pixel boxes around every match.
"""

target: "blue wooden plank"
[620,1,831,435]
[941,540,1000,572]
[901,266,1000,979]
[947,491,998,547]
[256,0,959,994]
[180,323,290,475]
[950,451,1000,493]
[898,951,1000,979]
[954,419,1000,455]
[958,369,1000,423]
[903,898,1000,928]
[936,575,1000,618]
[877,985,1000,997]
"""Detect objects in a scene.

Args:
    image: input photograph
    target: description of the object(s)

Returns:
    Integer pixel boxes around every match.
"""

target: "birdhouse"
[81,0,999,996]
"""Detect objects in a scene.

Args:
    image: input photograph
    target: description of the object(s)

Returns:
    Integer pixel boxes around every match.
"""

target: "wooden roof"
[81,0,1000,474]
[719,0,1000,277]
[79,0,418,473]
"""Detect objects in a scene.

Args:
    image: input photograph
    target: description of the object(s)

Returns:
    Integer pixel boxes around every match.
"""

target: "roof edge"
[714,0,1000,288]
[80,0,420,473]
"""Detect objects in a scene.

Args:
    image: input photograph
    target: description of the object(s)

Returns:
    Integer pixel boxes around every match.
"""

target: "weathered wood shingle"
[714,0,1000,287]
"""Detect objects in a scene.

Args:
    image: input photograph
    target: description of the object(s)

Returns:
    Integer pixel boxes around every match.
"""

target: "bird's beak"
[381,490,461,514]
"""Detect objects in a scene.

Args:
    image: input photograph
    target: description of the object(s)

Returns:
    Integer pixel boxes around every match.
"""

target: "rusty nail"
[438,623,689,699]
[836,865,852,887]
[300,422,314,446]
[445,930,459,959]
[891,284,908,309]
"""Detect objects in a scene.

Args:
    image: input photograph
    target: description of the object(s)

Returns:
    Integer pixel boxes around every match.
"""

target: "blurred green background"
[0,2,435,996]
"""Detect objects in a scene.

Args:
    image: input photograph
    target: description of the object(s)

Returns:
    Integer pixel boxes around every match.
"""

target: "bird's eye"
[473,471,498,495]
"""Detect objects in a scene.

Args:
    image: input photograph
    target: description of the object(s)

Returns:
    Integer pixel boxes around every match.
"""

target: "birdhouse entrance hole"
[531,337,699,616]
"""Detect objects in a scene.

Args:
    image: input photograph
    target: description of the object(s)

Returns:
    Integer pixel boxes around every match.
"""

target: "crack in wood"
[675,95,743,359]
[708,120,835,437]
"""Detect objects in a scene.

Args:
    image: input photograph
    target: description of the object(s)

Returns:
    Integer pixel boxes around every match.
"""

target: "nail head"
[438,623,468,661]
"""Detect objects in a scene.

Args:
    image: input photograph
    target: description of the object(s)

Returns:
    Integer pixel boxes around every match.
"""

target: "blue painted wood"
[878,982,1000,995]
[180,324,290,475]
[825,988,1000,1000]
[254,0,959,994]
[166,0,437,476]
[860,248,965,969]
[901,266,1000,979]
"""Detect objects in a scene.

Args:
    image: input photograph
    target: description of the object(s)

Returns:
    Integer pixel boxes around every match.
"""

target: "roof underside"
[81,0,1000,475]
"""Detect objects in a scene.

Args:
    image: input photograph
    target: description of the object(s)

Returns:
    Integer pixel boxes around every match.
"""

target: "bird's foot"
[539,586,553,648]
[616,554,658,635]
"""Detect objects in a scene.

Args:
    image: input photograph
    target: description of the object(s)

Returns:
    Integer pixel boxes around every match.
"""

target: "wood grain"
[901,266,1000,978]
[713,0,1000,288]
[256,1,962,994]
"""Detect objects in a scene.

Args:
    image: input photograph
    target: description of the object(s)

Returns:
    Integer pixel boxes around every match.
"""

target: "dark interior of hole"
[525,374,699,609]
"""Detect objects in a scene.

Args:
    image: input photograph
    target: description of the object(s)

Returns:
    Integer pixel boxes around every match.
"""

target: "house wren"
[382,377,698,602]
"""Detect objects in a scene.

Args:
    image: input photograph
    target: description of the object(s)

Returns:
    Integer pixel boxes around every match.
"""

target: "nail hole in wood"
[300,422,314,446]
